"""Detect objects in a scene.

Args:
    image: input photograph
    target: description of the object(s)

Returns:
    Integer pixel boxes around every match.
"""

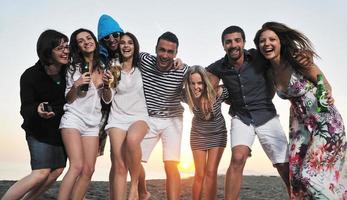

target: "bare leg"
[224,145,249,200]
[126,121,148,200]
[58,129,84,200]
[274,162,290,195]
[192,150,207,200]
[1,169,50,200]
[138,164,151,200]
[164,161,181,200]
[204,148,224,200]
[109,128,127,200]
[109,148,115,199]
[71,136,99,200]
[24,168,64,200]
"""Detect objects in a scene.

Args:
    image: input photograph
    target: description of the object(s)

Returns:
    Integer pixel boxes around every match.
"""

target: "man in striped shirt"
[138,32,189,200]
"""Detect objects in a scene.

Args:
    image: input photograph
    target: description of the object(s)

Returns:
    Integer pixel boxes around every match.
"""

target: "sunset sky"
[1,0,346,181]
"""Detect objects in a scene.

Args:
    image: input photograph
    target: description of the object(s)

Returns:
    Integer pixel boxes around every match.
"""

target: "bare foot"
[139,192,151,200]
[128,183,139,200]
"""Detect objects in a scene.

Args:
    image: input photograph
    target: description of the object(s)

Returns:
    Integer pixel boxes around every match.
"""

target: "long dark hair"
[254,21,318,69]
[119,32,140,68]
[69,28,101,73]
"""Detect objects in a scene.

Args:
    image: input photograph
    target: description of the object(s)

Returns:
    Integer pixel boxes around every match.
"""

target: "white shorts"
[141,117,183,162]
[105,115,149,132]
[230,116,289,164]
[59,112,99,136]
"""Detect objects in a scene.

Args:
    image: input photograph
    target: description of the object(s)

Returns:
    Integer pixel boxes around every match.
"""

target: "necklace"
[50,74,61,85]
[45,65,62,85]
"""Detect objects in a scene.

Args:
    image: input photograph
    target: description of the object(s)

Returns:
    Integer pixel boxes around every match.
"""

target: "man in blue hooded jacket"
[97,14,125,199]
[97,14,124,65]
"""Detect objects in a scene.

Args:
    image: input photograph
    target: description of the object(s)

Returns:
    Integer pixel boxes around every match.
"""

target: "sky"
[1,0,347,181]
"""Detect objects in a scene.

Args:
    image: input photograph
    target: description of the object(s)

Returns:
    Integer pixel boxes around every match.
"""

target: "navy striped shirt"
[139,52,188,118]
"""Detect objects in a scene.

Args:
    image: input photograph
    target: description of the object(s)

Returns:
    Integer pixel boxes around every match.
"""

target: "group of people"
[2,13,346,200]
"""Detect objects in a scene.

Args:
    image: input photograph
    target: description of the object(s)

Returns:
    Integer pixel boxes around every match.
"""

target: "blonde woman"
[183,65,229,200]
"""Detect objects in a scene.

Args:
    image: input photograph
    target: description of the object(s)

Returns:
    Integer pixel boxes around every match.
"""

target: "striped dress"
[190,86,229,150]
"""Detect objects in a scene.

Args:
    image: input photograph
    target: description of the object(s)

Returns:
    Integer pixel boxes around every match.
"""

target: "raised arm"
[300,63,333,104]
[102,69,114,104]
[65,69,91,104]
[295,51,333,104]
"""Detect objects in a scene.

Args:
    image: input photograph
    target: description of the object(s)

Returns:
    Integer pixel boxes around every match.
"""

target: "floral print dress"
[277,70,346,200]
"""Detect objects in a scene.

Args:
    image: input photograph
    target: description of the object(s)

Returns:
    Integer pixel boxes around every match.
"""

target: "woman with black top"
[2,29,69,200]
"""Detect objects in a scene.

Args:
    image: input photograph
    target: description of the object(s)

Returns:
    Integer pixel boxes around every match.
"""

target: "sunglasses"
[53,45,69,52]
[103,32,121,41]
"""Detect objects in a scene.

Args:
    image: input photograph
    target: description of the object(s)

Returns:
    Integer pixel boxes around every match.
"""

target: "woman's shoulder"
[21,61,43,81]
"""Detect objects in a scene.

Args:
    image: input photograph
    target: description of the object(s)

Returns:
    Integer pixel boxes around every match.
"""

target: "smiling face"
[119,35,134,60]
[76,31,96,55]
[258,30,281,64]
[155,39,177,71]
[189,73,204,98]
[51,39,69,65]
[103,32,121,51]
[223,32,245,62]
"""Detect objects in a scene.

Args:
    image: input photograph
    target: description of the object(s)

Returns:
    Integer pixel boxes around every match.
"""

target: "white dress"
[60,65,103,128]
[105,67,148,131]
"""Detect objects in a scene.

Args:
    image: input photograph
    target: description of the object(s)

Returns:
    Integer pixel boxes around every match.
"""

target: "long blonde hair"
[183,65,216,116]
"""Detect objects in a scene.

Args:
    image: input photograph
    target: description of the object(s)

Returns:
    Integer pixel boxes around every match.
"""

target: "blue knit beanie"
[97,14,124,40]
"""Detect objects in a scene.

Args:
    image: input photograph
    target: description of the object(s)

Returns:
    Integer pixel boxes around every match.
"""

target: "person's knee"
[50,167,65,179]
[164,161,179,176]
[113,161,127,175]
[70,161,84,176]
[127,126,147,148]
[82,164,95,178]
[194,170,205,182]
[230,153,248,168]
[205,169,217,180]
[126,136,138,151]
[32,169,51,182]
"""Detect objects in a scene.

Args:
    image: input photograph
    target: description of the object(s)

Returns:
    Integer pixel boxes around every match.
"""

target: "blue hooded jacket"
[97,14,124,62]
[97,14,123,40]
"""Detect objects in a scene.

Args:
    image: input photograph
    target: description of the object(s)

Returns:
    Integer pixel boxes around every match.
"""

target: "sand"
[0,175,288,200]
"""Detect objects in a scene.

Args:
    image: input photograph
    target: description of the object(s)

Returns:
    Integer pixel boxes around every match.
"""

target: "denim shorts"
[26,135,67,170]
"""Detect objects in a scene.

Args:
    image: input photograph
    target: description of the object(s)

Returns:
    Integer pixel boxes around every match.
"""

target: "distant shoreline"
[0,175,289,200]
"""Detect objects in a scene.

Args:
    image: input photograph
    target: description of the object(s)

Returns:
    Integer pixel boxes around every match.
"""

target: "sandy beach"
[0,175,288,200]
